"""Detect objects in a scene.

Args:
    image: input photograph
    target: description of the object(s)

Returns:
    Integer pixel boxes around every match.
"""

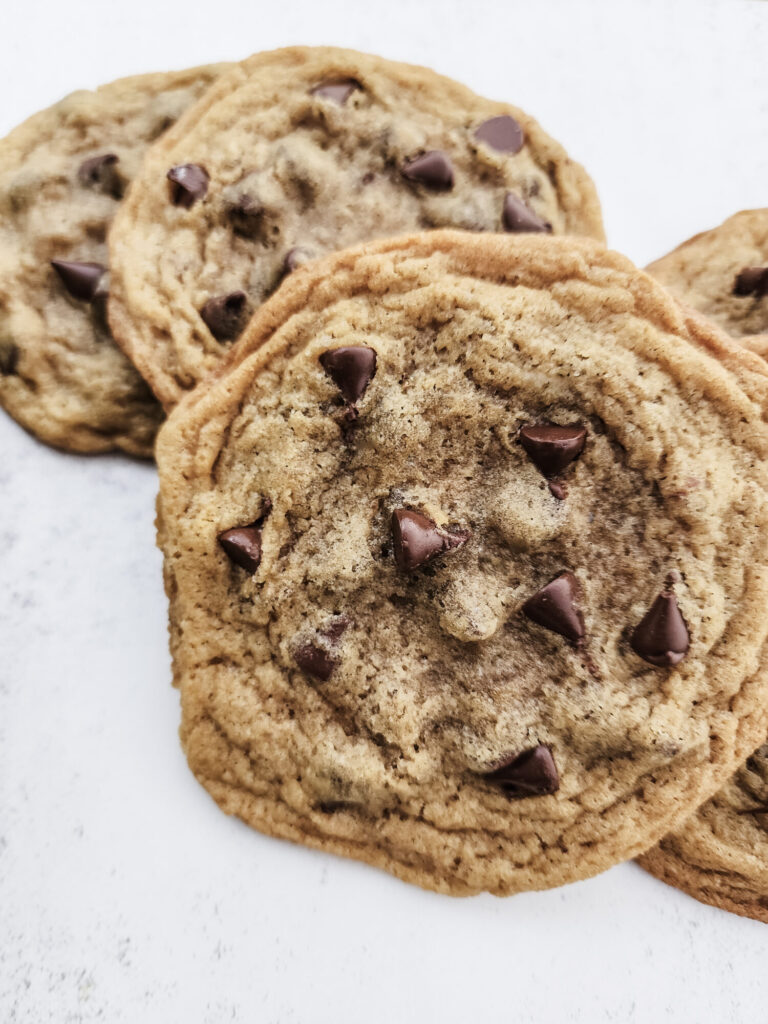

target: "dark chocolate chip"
[401,151,454,191]
[167,164,209,208]
[310,78,361,105]
[283,247,314,274]
[548,480,567,500]
[320,616,351,644]
[630,590,690,667]
[522,572,585,643]
[474,115,524,154]
[391,509,468,571]
[226,192,263,237]
[733,266,768,298]
[502,192,551,233]
[77,153,122,197]
[218,526,263,573]
[519,422,586,477]
[200,291,249,343]
[0,341,19,375]
[320,345,377,404]
[51,260,106,302]
[485,744,559,798]
[294,642,337,681]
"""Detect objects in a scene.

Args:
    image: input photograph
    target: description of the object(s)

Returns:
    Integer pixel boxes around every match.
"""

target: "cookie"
[0,63,227,456]
[647,209,768,357]
[156,230,768,896]
[108,45,605,410]
[640,210,768,920]
[639,747,768,922]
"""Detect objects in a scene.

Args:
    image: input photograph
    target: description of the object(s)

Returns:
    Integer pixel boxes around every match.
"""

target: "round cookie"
[156,230,768,896]
[0,63,227,456]
[642,210,768,920]
[108,46,605,410]
[647,209,768,357]
[639,747,768,922]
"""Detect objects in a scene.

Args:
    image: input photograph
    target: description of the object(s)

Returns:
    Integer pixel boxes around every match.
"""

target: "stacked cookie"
[2,47,768,912]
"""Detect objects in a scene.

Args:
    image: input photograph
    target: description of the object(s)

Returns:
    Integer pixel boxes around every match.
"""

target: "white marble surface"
[2,1,768,1020]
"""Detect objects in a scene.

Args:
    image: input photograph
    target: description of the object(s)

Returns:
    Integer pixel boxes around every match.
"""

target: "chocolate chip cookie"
[639,747,768,922]
[108,46,605,410]
[156,230,768,896]
[0,63,227,456]
[647,209,768,357]
[641,210,768,920]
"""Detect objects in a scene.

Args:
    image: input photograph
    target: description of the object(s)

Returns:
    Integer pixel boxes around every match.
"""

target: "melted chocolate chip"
[294,642,337,681]
[167,164,209,208]
[283,247,314,274]
[630,590,690,667]
[320,346,377,404]
[522,572,585,643]
[474,115,524,154]
[0,341,19,375]
[733,266,768,298]
[226,192,263,237]
[310,78,361,105]
[218,526,263,573]
[200,291,249,343]
[502,192,551,233]
[78,153,122,197]
[320,616,351,644]
[548,480,567,500]
[485,745,559,797]
[519,422,587,477]
[401,151,454,191]
[391,509,468,571]
[51,260,106,302]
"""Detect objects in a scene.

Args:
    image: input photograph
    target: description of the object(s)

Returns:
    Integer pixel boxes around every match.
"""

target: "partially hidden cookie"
[108,45,605,410]
[641,210,768,921]
[647,209,768,358]
[639,747,768,922]
[156,231,768,896]
[0,63,227,456]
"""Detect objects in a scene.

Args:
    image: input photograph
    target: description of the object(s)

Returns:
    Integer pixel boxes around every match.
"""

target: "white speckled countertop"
[2,1,768,1020]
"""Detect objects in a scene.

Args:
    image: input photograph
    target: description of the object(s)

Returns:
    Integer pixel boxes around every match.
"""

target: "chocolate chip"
[733,266,768,298]
[218,526,263,573]
[167,164,209,208]
[401,151,454,191]
[522,572,585,643]
[283,247,314,274]
[320,346,377,404]
[78,153,123,197]
[51,260,106,302]
[502,192,551,233]
[310,78,361,105]
[0,341,19,375]
[548,480,567,500]
[320,616,351,644]
[200,291,249,343]
[474,115,524,154]
[218,501,271,572]
[294,642,337,681]
[391,509,468,571]
[520,422,586,477]
[485,745,559,798]
[630,590,690,667]
[226,192,263,237]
